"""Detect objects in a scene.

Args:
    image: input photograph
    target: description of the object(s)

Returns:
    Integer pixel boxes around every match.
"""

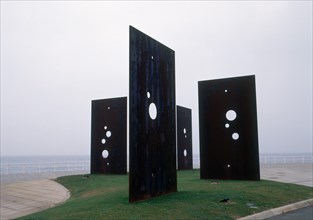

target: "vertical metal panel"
[129,26,177,202]
[90,97,127,174]
[198,75,260,180]
[177,105,193,170]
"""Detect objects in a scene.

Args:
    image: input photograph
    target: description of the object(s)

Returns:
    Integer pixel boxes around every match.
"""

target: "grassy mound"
[19,170,312,220]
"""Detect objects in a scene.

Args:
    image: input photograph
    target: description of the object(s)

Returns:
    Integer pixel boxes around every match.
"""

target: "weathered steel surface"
[90,97,127,174]
[198,75,260,180]
[129,26,177,202]
[177,105,193,170]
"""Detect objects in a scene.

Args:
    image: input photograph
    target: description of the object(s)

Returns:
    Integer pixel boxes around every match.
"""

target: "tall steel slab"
[129,26,177,202]
[90,97,127,174]
[198,75,260,180]
[177,105,193,170]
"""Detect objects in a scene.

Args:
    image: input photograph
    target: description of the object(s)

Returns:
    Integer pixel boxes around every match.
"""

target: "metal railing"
[193,154,313,167]
[259,155,312,164]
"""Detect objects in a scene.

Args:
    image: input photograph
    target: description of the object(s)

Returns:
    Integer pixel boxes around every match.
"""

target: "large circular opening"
[106,131,112,138]
[149,103,157,120]
[102,150,109,158]
[226,110,237,121]
[232,133,239,140]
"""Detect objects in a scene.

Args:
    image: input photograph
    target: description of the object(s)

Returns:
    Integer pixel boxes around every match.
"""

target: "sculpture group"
[90,26,260,203]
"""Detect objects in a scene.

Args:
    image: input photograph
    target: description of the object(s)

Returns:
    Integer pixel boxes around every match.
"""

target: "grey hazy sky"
[1,1,312,156]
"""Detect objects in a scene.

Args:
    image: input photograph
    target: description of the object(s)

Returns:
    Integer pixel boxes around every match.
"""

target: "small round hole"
[108,107,110,110]
[226,110,237,121]
[101,138,106,144]
[225,89,228,93]
[149,103,157,120]
[151,172,155,178]
[102,150,109,158]
[147,92,150,99]
[232,133,239,140]
[225,123,230,128]
[151,55,154,60]
[185,135,187,138]
[106,131,112,138]
[227,164,231,168]
[104,126,107,130]
[107,162,110,165]
[183,128,186,134]
[183,149,187,157]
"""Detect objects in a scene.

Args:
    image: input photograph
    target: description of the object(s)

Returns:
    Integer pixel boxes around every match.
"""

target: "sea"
[0,155,90,175]
[1,153,312,175]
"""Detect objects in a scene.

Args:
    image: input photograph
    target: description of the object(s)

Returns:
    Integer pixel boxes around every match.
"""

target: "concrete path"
[261,163,313,187]
[0,179,70,220]
[239,163,313,220]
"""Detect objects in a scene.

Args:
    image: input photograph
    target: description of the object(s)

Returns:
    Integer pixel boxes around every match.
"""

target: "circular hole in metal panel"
[226,110,237,121]
[149,103,157,120]
[106,131,112,138]
[232,133,239,140]
[102,150,109,158]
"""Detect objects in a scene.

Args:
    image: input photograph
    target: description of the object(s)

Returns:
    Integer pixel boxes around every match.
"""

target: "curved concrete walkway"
[0,179,70,220]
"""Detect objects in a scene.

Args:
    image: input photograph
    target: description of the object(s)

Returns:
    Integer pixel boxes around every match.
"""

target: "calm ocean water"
[0,155,90,175]
[1,153,312,175]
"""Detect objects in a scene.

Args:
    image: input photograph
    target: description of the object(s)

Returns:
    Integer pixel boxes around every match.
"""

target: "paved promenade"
[0,171,83,220]
[261,163,313,187]
[0,179,70,220]
[0,164,312,220]
[239,163,313,220]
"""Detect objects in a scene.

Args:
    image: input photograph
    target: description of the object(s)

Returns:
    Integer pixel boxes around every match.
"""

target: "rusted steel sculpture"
[129,26,177,202]
[177,105,193,170]
[90,97,127,174]
[198,75,260,180]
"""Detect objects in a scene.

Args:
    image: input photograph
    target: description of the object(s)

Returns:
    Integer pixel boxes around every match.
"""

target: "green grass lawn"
[19,170,312,220]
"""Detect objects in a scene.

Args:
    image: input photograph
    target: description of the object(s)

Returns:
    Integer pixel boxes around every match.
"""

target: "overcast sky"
[1,1,312,156]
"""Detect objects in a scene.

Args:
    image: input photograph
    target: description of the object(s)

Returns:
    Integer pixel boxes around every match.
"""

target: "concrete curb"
[237,198,313,220]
